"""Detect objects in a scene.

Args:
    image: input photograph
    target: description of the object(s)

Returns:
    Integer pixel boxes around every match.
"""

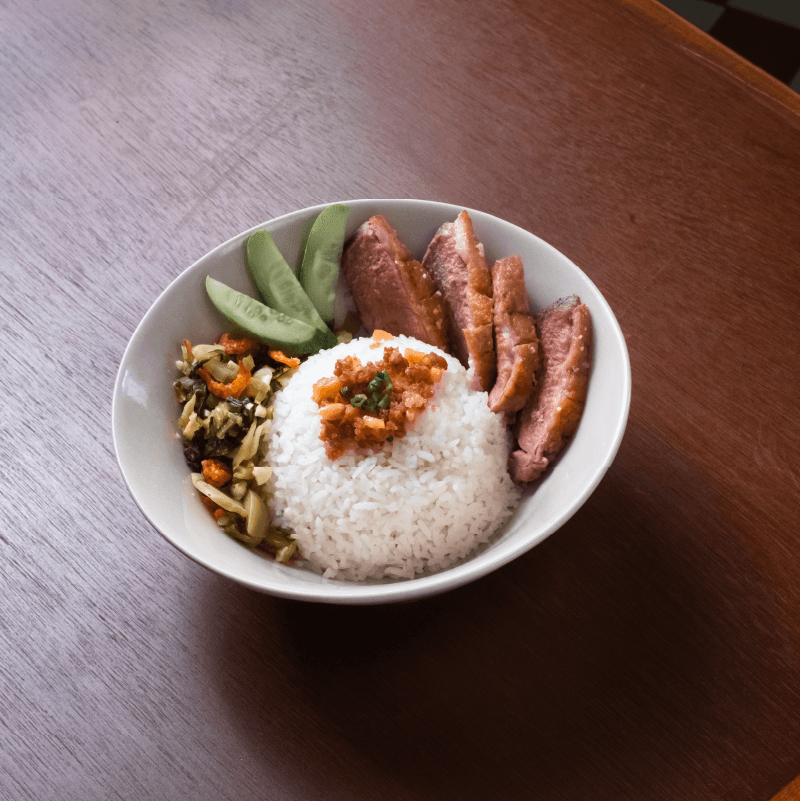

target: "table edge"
[621,0,800,121]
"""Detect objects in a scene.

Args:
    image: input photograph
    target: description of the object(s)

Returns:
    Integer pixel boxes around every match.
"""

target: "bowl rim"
[112,198,631,604]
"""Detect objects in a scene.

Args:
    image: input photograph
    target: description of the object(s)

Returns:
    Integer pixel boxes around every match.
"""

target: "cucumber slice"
[298,204,349,324]
[245,229,335,340]
[205,277,335,354]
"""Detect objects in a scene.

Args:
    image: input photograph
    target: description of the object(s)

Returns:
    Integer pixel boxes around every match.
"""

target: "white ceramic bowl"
[112,199,630,604]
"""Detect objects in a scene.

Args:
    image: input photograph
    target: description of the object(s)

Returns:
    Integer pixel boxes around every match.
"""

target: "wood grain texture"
[2,0,800,798]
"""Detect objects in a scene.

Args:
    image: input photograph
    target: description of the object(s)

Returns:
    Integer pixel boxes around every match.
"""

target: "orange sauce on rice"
[312,345,448,460]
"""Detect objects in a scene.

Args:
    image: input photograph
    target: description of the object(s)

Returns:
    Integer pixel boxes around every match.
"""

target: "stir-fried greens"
[174,335,299,561]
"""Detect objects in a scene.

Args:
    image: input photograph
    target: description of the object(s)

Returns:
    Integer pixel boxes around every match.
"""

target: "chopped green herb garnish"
[349,371,394,411]
[368,371,390,392]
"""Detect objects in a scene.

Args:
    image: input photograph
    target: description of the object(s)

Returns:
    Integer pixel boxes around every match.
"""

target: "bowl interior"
[112,199,630,603]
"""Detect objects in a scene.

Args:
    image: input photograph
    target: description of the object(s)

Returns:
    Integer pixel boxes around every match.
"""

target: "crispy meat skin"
[421,210,495,391]
[488,255,539,413]
[340,216,449,351]
[510,297,592,483]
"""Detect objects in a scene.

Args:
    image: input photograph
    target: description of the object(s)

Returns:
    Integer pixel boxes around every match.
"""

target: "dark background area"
[660,0,800,87]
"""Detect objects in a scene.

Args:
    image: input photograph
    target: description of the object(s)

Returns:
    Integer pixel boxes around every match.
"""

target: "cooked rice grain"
[265,335,520,581]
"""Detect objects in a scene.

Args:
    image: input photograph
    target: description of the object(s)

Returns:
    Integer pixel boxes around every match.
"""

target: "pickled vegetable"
[244,489,269,540]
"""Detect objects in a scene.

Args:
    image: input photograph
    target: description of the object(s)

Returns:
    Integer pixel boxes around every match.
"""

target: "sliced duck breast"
[340,216,450,351]
[509,296,592,483]
[421,210,495,391]
[488,255,539,415]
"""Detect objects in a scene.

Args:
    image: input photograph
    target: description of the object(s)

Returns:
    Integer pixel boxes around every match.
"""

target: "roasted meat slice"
[509,296,592,483]
[421,210,495,391]
[341,216,449,351]
[488,255,539,414]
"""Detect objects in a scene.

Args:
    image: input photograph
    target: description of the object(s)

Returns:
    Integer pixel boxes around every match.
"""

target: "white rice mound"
[265,335,521,582]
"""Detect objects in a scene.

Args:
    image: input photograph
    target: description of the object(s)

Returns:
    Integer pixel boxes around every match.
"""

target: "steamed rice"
[265,335,521,581]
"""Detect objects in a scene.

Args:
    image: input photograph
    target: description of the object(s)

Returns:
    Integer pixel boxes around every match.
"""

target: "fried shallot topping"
[312,346,448,460]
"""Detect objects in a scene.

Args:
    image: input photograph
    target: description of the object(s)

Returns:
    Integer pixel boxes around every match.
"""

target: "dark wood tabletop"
[3,0,800,798]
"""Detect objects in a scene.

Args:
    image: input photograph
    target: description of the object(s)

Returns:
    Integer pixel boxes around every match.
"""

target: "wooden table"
[3,0,800,798]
